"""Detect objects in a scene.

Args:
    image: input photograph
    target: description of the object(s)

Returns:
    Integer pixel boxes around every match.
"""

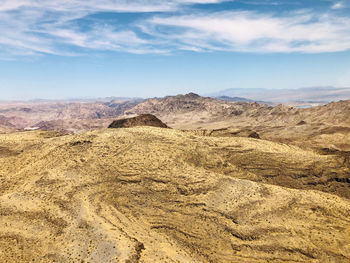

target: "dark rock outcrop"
[108,114,169,129]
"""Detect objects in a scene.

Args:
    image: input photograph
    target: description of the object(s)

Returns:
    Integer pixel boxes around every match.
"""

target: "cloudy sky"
[1,0,350,99]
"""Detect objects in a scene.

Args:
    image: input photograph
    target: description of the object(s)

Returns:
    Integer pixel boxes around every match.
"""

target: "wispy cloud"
[331,1,344,9]
[143,11,350,53]
[0,0,349,58]
[0,0,186,57]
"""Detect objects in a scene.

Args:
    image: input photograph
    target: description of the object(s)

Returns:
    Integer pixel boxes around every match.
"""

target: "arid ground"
[1,94,350,153]
[0,94,350,262]
[0,126,350,262]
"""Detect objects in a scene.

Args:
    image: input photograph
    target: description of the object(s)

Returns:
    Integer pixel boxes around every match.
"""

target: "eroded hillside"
[125,94,350,151]
[1,128,350,262]
[0,99,143,133]
[1,95,350,152]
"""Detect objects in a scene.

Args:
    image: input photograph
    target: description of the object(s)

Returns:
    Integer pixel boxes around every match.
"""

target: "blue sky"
[0,0,350,100]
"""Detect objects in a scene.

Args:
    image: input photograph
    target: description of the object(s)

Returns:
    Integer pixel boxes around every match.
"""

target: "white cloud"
[46,27,157,53]
[0,0,350,58]
[0,0,227,13]
[332,1,344,9]
[143,11,350,53]
[0,0,187,57]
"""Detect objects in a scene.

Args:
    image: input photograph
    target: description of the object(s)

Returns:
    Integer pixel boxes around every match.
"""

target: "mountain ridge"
[0,93,349,151]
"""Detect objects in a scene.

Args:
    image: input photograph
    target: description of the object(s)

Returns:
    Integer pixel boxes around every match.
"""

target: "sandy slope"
[0,128,350,262]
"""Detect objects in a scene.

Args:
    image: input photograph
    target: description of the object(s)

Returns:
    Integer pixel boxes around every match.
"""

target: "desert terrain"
[1,93,350,152]
[1,0,349,261]
[0,95,350,262]
[0,126,350,262]
[0,99,142,133]
[124,93,350,151]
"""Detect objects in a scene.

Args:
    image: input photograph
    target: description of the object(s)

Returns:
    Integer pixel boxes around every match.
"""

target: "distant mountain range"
[214,96,271,105]
[215,96,254,102]
[1,92,350,151]
[206,86,350,103]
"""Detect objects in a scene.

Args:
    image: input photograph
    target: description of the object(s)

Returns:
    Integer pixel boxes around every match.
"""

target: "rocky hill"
[125,93,350,128]
[0,94,349,151]
[108,114,168,129]
[0,127,350,262]
[125,94,350,151]
[124,93,272,127]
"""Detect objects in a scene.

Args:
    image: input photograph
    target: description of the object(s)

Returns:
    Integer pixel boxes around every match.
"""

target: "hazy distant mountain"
[215,96,254,102]
[207,88,267,98]
[0,97,142,103]
[215,96,272,105]
[207,86,350,103]
[0,98,144,132]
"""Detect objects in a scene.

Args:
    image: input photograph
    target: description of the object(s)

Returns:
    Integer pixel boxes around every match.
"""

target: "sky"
[0,0,350,100]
